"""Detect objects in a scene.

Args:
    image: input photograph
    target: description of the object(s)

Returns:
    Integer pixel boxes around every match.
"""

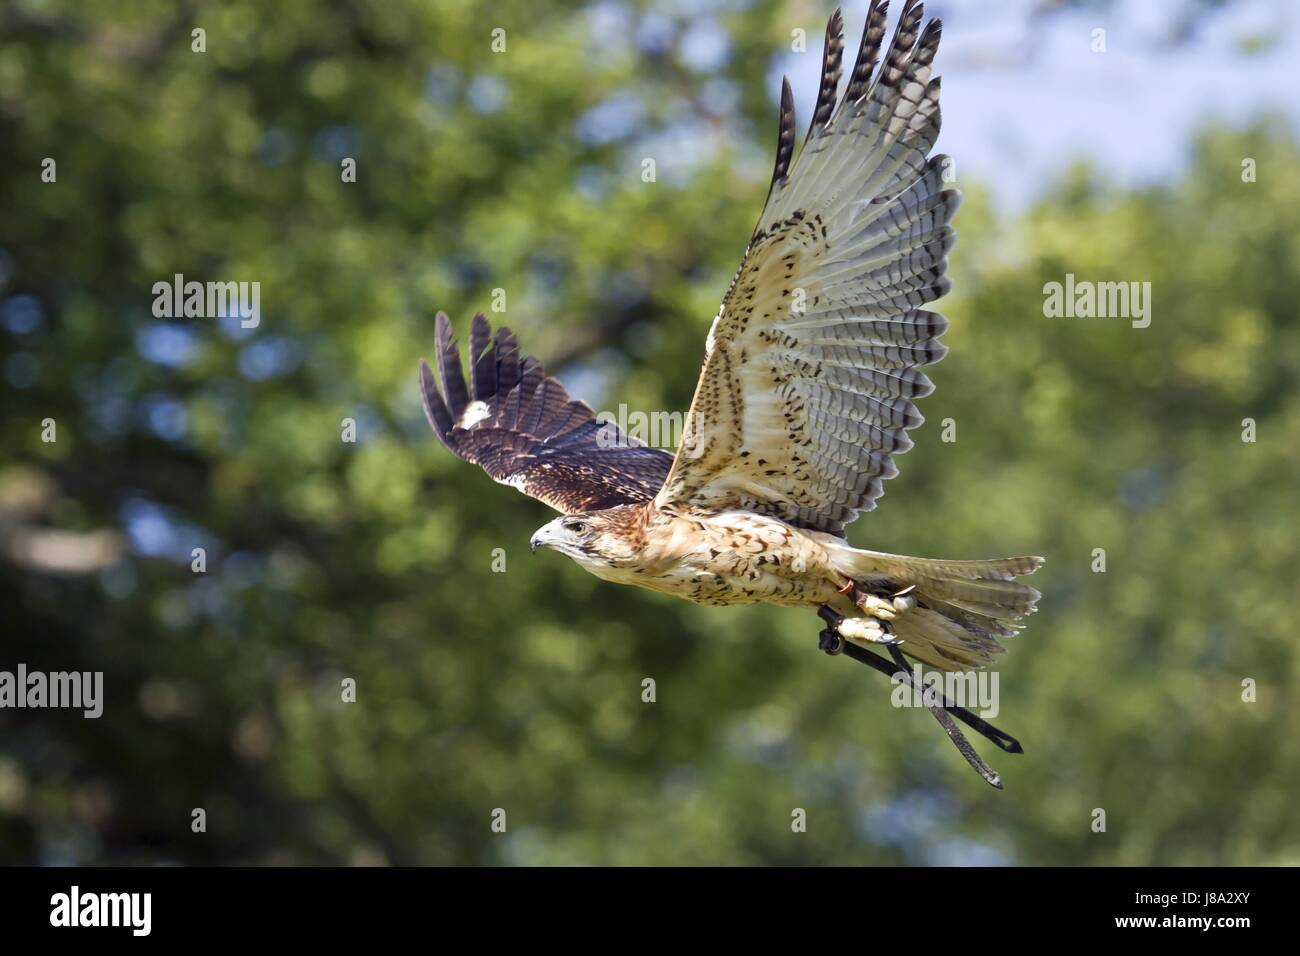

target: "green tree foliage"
[1,1,1296,864]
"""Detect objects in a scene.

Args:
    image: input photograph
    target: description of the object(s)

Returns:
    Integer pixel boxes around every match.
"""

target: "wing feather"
[807,9,845,141]
[769,78,797,192]
[421,313,673,514]
[656,4,954,536]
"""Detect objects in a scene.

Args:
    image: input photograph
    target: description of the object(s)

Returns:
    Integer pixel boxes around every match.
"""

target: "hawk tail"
[832,548,1044,671]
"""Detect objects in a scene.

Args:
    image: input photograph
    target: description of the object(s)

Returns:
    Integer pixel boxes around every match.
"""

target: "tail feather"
[920,594,1024,639]
[831,546,1044,671]
[848,549,1045,580]
[894,608,1006,670]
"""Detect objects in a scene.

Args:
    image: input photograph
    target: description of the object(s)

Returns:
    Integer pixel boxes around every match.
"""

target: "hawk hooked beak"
[530,517,583,556]
[530,523,558,554]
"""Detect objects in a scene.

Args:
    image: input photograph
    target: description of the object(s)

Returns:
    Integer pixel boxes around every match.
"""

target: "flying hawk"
[421,3,1042,681]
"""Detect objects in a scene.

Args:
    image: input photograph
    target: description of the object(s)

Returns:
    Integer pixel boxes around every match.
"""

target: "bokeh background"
[2,0,1298,865]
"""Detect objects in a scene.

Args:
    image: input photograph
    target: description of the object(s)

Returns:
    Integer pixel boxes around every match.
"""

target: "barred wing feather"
[656,1,956,538]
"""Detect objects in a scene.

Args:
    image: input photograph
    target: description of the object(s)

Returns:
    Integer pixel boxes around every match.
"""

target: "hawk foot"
[837,615,899,646]
[839,579,917,619]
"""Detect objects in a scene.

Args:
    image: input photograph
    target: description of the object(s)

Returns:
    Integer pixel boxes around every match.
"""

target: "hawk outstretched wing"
[656,1,955,537]
[420,312,673,514]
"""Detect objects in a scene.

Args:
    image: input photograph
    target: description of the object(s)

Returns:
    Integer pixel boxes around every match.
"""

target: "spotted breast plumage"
[420,1,1043,675]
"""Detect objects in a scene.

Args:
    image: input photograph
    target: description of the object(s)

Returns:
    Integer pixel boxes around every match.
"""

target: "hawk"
[421,4,1042,712]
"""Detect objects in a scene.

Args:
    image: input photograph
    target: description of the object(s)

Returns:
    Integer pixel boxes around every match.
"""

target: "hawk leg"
[815,604,1023,790]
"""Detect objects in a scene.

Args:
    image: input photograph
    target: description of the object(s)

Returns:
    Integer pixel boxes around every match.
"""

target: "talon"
[837,579,856,594]
[892,592,916,612]
[877,619,901,644]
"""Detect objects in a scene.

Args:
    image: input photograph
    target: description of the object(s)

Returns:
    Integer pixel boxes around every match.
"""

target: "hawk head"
[529,506,645,570]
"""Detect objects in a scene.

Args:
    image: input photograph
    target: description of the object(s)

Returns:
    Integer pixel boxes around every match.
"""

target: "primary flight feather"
[420,1,1042,672]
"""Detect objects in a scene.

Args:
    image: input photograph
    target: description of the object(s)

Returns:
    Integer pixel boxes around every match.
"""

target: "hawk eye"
[567,521,588,534]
